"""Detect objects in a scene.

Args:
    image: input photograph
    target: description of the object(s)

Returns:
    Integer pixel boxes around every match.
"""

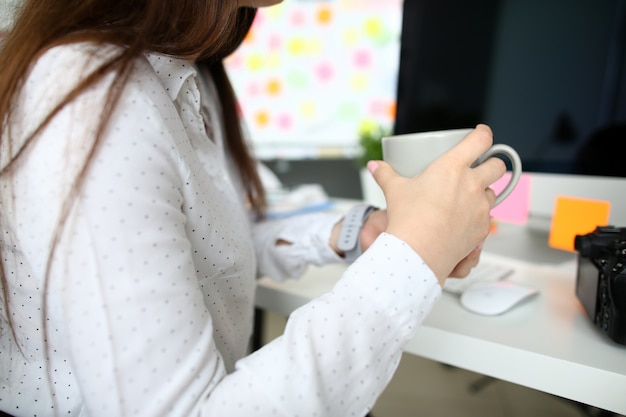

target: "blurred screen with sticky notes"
[225,0,403,158]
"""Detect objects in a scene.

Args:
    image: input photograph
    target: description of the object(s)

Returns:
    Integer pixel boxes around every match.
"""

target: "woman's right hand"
[369,124,506,285]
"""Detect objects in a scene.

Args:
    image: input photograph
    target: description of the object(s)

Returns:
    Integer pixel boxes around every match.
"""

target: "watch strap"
[337,204,378,263]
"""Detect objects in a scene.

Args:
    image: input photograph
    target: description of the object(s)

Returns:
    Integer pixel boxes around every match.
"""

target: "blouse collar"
[144,53,198,102]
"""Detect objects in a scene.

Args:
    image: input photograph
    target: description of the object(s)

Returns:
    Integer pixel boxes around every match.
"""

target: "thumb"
[367,160,396,191]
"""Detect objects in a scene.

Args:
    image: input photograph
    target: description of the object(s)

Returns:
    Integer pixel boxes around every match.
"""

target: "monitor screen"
[394,0,626,230]
[395,0,626,177]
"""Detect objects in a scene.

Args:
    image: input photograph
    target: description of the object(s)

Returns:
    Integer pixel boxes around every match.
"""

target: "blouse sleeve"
[200,233,442,416]
[251,212,345,281]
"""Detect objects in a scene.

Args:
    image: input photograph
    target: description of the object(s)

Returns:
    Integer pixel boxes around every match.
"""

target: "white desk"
[255,220,626,415]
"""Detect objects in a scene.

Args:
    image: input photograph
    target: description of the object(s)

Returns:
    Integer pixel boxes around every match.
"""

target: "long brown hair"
[202,7,266,215]
[0,0,265,346]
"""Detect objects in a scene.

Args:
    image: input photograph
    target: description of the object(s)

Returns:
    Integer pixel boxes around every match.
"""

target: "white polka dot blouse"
[0,42,441,417]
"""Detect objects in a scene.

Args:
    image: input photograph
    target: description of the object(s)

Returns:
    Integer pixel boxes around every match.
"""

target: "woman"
[0,0,504,416]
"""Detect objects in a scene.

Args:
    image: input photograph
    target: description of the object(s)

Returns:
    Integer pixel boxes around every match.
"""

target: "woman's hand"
[370,124,505,285]
[448,242,484,278]
[359,209,388,252]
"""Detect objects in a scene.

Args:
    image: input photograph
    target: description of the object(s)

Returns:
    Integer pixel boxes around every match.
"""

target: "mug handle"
[474,144,522,206]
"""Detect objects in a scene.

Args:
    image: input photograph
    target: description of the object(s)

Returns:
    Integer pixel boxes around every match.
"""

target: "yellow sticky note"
[548,196,611,251]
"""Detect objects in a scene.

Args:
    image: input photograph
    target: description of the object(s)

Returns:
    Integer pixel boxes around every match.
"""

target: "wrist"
[386,226,450,285]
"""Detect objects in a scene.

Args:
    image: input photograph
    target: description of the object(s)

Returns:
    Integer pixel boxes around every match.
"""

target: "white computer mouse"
[459,281,539,316]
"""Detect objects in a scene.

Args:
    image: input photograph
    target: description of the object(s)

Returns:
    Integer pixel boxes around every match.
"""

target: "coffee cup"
[382,128,522,206]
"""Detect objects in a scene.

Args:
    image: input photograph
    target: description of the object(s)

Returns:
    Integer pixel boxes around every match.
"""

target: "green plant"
[355,120,392,168]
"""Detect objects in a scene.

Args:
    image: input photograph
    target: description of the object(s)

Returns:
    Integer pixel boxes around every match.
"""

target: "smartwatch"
[337,204,378,263]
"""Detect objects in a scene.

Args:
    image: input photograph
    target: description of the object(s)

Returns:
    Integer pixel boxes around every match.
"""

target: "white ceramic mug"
[382,128,522,206]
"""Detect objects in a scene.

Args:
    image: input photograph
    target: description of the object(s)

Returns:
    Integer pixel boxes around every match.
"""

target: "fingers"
[485,187,497,208]
[367,159,396,192]
[458,125,507,202]
[451,124,494,166]
[477,154,507,183]
[448,244,483,278]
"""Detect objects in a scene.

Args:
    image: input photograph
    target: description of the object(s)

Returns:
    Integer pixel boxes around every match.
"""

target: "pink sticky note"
[354,49,371,68]
[277,113,293,130]
[489,173,532,224]
[315,62,334,82]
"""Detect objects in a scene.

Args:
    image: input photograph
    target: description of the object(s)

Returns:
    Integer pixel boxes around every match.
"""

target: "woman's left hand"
[359,209,388,252]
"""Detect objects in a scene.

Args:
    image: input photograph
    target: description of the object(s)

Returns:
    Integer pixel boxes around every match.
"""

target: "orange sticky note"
[548,196,611,251]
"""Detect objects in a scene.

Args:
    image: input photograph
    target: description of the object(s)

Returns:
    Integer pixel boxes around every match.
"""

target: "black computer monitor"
[395,0,626,173]
[394,0,626,230]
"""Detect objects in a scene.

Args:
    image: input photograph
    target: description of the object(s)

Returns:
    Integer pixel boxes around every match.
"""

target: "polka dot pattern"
[1,43,441,417]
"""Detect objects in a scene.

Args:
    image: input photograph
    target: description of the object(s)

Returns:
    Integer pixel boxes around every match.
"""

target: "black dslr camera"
[574,226,626,345]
